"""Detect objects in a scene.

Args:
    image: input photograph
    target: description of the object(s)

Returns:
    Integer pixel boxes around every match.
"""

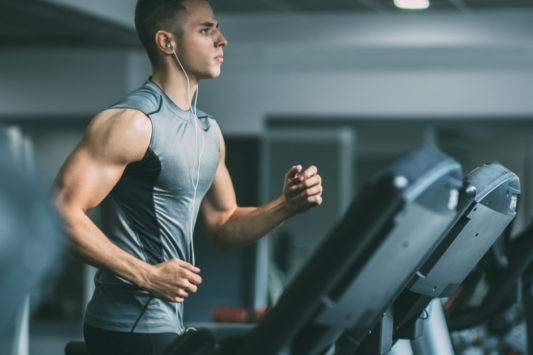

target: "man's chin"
[200,68,222,80]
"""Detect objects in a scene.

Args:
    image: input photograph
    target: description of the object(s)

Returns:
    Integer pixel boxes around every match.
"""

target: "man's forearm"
[61,208,153,288]
[212,196,294,249]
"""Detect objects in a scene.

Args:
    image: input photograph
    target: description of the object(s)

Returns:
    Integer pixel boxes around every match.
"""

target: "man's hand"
[282,165,323,215]
[145,258,202,303]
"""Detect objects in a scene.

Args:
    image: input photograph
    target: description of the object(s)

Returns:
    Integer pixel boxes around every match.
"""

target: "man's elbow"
[206,229,235,251]
[53,184,70,214]
[53,200,87,255]
[54,196,75,223]
[53,195,83,234]
[203,209,239,251]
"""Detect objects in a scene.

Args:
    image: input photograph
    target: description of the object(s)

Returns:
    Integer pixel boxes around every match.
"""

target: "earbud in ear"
[166,43,173,49]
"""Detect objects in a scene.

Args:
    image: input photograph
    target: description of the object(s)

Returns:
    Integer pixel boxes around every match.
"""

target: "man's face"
[177,0,227,80]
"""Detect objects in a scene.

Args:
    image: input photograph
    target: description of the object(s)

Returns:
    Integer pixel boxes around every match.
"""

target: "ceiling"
[1,0,533,48]
[210,0,533,13]
[0,0,139,47]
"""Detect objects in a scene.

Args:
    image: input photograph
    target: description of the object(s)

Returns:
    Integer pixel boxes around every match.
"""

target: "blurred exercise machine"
[391,162,520,353]
[163,145,463,355]
[0,130,62,336]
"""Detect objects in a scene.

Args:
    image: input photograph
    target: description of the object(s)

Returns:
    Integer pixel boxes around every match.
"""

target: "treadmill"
[164,145,463,355]
[392,162,520,347]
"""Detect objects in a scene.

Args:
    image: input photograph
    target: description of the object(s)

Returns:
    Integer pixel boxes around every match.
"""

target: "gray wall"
[3,11,533,133]
[0,49,148,118]
[195,10,533,133]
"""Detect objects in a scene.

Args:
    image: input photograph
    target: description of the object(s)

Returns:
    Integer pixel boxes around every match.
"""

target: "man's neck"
[151,66,199,112]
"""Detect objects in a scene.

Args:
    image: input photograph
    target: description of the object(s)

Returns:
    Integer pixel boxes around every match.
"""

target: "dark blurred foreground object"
[0,143,63,335]
[64,341,88,355]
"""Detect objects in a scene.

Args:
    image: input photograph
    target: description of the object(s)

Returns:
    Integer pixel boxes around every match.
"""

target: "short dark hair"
[135,0,194,66]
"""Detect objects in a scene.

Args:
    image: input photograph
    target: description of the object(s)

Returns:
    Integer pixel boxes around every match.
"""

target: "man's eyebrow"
[198,21,219,28]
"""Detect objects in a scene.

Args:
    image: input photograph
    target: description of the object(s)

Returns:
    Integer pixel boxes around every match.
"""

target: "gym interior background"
[2,0,533,354]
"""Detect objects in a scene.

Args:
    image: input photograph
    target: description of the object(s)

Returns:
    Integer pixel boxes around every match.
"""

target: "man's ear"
[155,30,176,54]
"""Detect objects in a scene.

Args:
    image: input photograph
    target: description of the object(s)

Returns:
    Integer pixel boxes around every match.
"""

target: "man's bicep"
[54,109,151,212]
[54,143,127,212]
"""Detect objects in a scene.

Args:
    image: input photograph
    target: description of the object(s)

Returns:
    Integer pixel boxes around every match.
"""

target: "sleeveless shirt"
[84,80,220,334]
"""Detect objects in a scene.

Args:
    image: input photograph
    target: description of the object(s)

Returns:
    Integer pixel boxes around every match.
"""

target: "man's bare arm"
[199,129,323,250]
[54,109,201,302]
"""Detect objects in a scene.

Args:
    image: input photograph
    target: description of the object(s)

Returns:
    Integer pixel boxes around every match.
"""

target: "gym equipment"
[393,162,520,345]
[163,145,463,355]
[64,342,88,355]
[0,139,63,335]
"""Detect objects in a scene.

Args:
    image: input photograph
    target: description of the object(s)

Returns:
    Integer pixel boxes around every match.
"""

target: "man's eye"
[201,28,209,34]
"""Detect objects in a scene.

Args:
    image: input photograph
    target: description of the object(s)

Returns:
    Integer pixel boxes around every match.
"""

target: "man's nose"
[216,31,228,47]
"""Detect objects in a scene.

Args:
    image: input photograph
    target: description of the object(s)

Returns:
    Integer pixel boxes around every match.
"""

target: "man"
[54,0,323,354]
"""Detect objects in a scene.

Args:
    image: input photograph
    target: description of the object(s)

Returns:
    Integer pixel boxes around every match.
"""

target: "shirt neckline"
[146,79,196,118]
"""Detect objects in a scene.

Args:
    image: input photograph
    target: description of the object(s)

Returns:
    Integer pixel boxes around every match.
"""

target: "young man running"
[54,1,323,354]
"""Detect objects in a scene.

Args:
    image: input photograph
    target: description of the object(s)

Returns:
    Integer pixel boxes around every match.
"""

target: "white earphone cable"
[172,49,204,267]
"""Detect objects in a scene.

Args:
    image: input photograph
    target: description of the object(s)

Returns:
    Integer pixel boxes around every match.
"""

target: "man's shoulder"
[89,109,151,144]
[84,109,152,162]
[93,108,151,133]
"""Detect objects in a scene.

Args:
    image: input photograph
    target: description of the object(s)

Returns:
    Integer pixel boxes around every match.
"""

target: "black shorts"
[83,323,177,355]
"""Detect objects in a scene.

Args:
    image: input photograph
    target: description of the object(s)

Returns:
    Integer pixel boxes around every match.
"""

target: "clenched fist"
[146,258,202,303]
[282,165,323,215]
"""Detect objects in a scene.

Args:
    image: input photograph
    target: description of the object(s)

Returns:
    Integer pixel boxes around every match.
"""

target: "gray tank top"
[84,80,220,334]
